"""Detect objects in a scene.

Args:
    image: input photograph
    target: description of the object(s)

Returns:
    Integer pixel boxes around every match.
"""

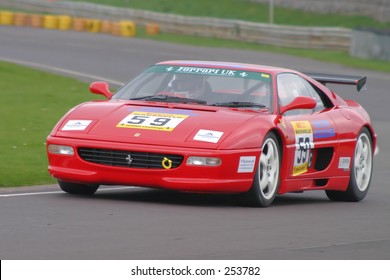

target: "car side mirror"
[280,96,317,115]
[89,81,113,99]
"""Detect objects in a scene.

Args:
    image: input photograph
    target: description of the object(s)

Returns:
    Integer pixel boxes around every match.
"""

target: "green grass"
[0,61,100,187]
[68,0,390,29]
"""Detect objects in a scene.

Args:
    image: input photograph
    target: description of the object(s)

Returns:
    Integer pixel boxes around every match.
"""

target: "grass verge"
[0,61,97,187]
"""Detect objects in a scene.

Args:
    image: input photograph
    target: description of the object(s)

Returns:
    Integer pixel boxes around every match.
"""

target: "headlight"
[186,156,221,166]
[47,144,74,156]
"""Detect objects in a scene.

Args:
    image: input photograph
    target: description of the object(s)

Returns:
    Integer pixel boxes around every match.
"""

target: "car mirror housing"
[89,81,113,99]
[280,96,317,115]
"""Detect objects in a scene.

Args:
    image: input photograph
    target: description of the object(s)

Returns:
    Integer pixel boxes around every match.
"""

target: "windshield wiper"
[210,101,266,108]
[130,95,207,105]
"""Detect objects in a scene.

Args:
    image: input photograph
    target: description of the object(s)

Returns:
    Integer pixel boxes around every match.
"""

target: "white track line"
[0,191,64,197]
[0,186,138,197]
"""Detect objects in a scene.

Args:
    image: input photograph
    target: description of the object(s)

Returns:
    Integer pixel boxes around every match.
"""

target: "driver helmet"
[169,74,206,98]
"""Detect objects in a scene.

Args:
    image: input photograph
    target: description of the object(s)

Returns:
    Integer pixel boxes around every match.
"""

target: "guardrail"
[1,0,352,51]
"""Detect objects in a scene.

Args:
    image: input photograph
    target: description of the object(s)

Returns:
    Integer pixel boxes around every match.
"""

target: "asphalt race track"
[0,26,389,260]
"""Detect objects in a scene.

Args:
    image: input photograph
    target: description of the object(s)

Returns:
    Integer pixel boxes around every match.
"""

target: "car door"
[276,73,339,182]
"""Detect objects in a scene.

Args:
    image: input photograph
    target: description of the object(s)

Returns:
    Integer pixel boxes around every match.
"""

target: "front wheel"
[240,132,281,207]
[326,127,373,202]
[58,180,100,195]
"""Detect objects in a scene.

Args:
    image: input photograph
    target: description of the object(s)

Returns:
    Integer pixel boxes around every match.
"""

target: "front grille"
[78,148,183,169]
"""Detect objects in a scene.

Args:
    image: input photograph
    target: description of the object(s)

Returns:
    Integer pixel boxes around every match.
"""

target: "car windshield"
[113,65,273,110]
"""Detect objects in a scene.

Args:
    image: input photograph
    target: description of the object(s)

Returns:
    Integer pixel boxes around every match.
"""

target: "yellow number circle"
[162,157,173,170]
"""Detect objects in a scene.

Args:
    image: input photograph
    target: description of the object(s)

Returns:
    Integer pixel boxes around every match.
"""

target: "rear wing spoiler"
[305,73,367,92]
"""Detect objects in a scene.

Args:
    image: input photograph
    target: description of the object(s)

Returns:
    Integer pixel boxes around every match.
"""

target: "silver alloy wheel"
[259,138,280,200]
[354,133,372,192]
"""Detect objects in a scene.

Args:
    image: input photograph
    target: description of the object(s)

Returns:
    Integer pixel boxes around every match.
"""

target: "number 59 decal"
[291,121,314,176]
[117,111,189,131]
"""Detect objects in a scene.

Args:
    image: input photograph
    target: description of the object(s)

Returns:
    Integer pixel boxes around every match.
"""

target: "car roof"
[156,60,298,75]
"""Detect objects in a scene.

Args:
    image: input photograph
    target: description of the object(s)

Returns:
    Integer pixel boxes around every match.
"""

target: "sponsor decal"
[117,111,188,131]
[61,120,92,131]
[261,73,270,78]
[176,66,236,77]
[193,129,224,143]
[312,120,335,139]
[291,121,314,176]
[147,65,271,81]
[238,156,256,173]
[338,157,351,170]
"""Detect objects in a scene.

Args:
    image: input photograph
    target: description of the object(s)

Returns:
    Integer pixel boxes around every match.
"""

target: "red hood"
[54,100,262,149]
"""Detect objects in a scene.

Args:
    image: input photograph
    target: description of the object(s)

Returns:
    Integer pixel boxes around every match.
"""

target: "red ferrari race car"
[47,60,376,207]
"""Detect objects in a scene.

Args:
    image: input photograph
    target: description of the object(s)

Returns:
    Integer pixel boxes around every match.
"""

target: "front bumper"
[47,136,260,193]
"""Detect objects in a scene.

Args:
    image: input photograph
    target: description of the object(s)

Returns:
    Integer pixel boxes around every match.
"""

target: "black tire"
[326,127,373,202]
[240,132,281,207]
[58,180,100,195]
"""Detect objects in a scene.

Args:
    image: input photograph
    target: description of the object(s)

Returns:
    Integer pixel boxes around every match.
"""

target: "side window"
[277,73,327,115]
[298,77,327,112]
[277,73,311,106]
[304,79,333,109]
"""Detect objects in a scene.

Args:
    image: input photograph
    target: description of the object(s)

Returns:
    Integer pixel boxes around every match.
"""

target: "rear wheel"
[326,127,373,202]
[58,180,100,195]
[240,132,281,207]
